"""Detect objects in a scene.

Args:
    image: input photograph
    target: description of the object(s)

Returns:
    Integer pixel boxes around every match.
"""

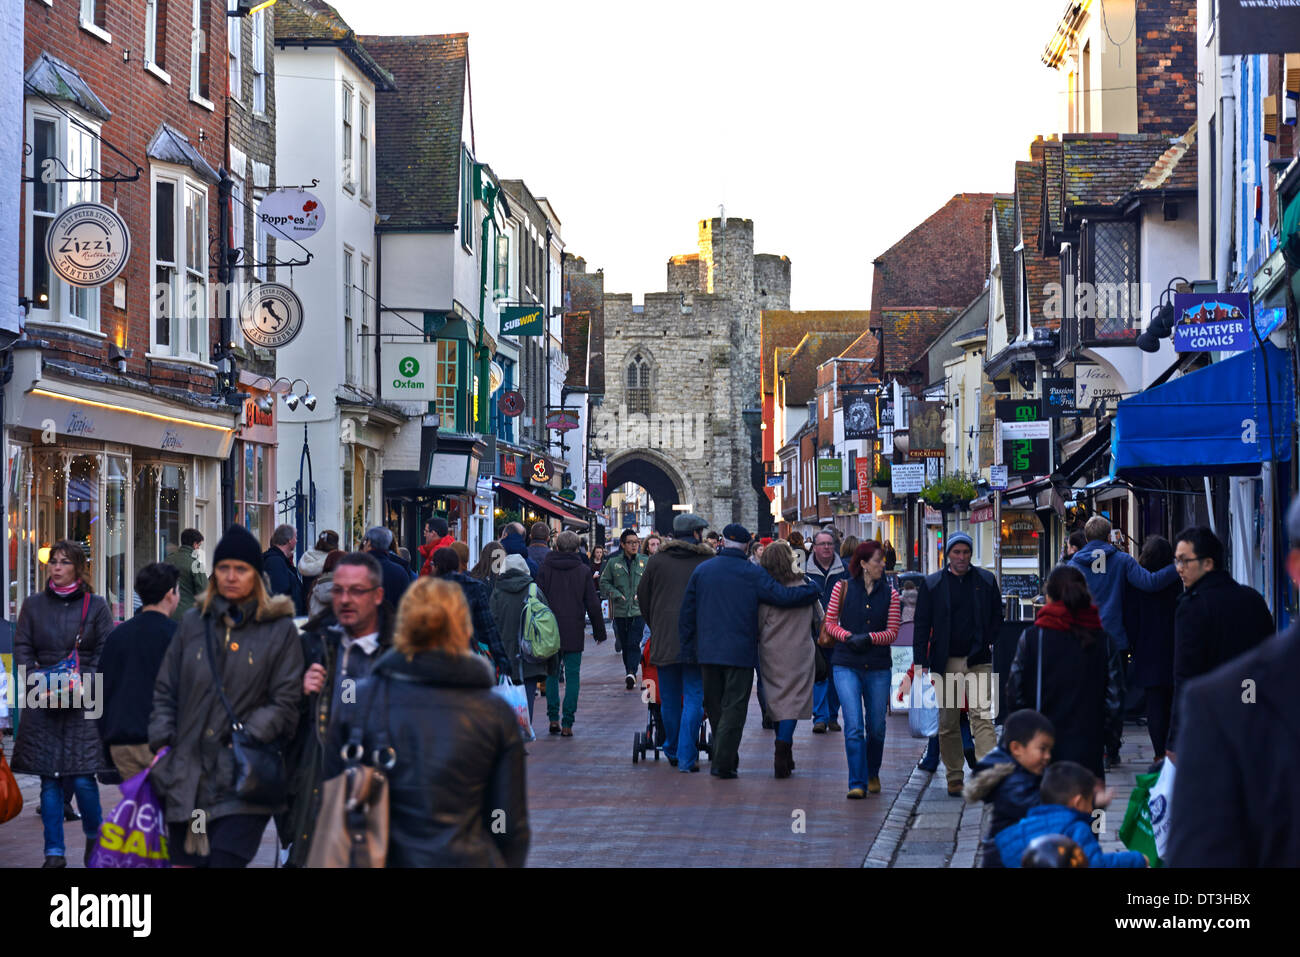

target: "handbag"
[0,747,22,825]
[33,594,90,704]
[202,617,287,807]
[817,582,841,649]
[306,680,392,868]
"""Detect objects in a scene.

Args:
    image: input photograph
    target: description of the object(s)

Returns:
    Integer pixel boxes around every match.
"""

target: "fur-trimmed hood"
[661,538,716,558]
[204,592,299,626]
[964,758,1016,803]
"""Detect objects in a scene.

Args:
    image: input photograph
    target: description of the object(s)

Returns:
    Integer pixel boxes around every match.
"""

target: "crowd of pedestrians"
[5,494,1298,870]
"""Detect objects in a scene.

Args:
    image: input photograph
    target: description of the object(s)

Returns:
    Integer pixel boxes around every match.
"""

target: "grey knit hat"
[945,531,974,555]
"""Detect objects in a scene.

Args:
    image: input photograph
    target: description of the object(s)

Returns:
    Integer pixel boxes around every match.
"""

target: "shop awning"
[495,480,587,527]
[1111,342,1294,478]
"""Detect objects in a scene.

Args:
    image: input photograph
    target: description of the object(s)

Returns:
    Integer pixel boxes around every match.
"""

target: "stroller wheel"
[633,731,642,764]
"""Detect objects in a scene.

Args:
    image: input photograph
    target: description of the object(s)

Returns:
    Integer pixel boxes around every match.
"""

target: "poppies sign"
[258,189,325,240]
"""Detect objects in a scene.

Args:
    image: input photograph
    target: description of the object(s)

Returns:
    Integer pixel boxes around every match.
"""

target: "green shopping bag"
[1118,771,1163,867]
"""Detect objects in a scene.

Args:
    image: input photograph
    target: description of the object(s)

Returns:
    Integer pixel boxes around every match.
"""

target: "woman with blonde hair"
[757,540,820,778]
[12,539,115,867]
[149,525,303,867]
[325,577,530,866]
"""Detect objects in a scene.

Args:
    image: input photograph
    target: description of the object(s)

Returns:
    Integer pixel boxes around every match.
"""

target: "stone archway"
[605,450,692,535]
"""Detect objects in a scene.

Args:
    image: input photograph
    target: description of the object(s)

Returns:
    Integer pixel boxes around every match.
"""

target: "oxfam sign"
[381,342,438,400]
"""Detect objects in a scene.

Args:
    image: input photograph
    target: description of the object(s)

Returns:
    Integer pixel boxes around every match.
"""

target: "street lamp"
[249,376,316,412]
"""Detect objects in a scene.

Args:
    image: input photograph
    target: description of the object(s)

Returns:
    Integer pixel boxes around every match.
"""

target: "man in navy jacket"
[679,524,819,778]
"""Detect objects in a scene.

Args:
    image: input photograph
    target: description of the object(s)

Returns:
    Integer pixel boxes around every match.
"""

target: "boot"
[774,740,793,779]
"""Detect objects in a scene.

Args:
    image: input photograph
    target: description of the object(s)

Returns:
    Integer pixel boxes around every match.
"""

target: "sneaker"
[846,788,866,799]
[867,777,881,794]
[812,722,828,734]
[827,721,842,732]
[42,855,67,869]
[548,722,561,735]
[625,674,636,690]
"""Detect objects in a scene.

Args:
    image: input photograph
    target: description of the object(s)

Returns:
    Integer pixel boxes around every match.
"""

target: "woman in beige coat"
[757,540,820,778]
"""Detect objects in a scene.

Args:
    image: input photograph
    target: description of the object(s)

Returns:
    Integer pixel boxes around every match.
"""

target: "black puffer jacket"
[148,593,304,824]
[11,585,115,776]
[325,649,529,868]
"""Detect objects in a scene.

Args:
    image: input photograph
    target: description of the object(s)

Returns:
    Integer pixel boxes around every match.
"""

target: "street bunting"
[891,463,924,494]
[817,458,842,494]
[1171,293,1254,353]
[501,305,545,336]
[842,389,876,440]
[380,340,438,400]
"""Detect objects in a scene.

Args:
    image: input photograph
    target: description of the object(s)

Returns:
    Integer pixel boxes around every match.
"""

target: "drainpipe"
[475,168,496,435]
[1208,53,1237,533]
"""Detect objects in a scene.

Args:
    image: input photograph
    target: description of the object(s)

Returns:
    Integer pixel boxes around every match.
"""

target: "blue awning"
[1111,342,1294,478]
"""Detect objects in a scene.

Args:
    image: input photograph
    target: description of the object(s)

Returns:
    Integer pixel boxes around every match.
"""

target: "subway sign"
[501,306,544,337]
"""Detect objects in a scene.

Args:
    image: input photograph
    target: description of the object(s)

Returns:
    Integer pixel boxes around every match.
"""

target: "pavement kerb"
[863,761,932,867]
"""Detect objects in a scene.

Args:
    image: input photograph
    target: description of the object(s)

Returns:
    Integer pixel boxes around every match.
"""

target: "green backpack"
[519,583,561,662]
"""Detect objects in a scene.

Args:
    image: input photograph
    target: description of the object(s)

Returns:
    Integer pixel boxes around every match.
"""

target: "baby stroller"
[632,635,715,764]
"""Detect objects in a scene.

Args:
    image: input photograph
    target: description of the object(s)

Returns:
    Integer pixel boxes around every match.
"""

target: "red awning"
[494,480,587,526]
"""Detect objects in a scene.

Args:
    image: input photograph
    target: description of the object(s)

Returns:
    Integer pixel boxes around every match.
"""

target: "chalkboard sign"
[999,573,1041,598]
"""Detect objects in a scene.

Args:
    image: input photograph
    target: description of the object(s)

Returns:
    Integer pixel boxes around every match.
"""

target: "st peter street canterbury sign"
[46,202,131,287]
[239,283,305,349]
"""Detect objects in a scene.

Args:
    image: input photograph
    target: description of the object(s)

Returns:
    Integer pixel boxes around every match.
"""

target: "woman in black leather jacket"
[326,577,529,867]
[1008,564,1122,781]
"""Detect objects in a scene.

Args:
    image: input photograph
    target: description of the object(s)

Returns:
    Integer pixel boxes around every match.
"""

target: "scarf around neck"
[48,580,82,598]
[1034,599,1102,634]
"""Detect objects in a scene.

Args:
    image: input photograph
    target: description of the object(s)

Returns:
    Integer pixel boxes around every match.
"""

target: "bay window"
[152,168,209,360]
[25,107,101,331]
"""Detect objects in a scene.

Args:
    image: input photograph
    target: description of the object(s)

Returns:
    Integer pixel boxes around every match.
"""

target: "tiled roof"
[1061,133,1175,208]
[1041,139,1064,247]
[838,329,879,361]
[870,194,997,312]
[1132,124,1197,194]
[779,332,863,405]
[760,311,869,396]
[880,307,962,374]
[363,34,469,231]
[277,1,396,89]
[993,196,1017,334]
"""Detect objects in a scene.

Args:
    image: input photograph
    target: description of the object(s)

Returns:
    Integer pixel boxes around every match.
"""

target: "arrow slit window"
[627,354,651,415]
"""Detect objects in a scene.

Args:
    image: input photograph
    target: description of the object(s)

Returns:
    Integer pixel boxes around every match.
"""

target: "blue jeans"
[832,666,891,790]
[813,675,841,724]
[775,719,796,743]
[657,662,704,771]
[40,775,101,857]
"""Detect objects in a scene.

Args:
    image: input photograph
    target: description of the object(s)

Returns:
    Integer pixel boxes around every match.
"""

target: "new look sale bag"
[88,748,171,868]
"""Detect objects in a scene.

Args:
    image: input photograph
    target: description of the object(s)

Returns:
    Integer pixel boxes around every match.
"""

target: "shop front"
[4,348,237,622]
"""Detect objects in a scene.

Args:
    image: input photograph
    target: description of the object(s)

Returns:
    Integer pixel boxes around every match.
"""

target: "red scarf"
[49,580,82,598]
[1034,599,1102,634]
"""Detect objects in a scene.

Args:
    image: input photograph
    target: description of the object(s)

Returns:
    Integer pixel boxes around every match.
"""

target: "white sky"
[330,0,1066,310]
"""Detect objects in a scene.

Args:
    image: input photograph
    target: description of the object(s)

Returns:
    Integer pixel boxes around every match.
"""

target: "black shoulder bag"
[203,616,287,807]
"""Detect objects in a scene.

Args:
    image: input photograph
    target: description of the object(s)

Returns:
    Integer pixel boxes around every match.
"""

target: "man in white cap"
[912,530,1003,795]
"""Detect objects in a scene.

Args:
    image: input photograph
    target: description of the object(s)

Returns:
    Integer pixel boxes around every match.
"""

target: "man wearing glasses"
[1166,526,1274,762]
[282,552,393,866]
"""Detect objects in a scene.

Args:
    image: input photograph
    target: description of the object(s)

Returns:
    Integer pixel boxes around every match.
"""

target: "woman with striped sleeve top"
[823,540,902,799]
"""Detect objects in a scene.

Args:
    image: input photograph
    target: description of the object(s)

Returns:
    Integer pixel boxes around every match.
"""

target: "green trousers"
[545,652,582,727]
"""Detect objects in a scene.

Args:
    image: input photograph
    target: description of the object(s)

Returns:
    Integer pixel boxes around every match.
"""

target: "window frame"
[460,148,474,252]
[360,256,371,391]
[189,0,214,109]
[251,8,266,114]
[435,339,461,429]
[343,246,355,384]
[227,1,242,101]
[144,0,171,82]
[79,0,112,43]
[253,191,268,282]
[341,82,355,194]
[24,104,103,333]
[150,165,210,361]
[359,97,370,201]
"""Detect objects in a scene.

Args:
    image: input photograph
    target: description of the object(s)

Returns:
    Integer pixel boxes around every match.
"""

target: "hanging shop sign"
[891,463,924,494]
[380,341,439,400]
[1043,377,1079,418]
[45,202,131,287]
[545,408,581,431]
[907,401,945,459]
[1171,293,1254,353]
[529,455,553,485]
[501,306,545,337]
[855,458,872,514]
[842,389,876,440]
[258,189,325,240]
[502,454,521,479]
[239,283,305,348]
[970,502,994,523]
[499,390,524,417]
[997,399,1048,478]
[766,474,784,488]
[558,487,577,501]
[1218,0,1300,55]
[1074,363,1122,408]
[816,458,842,495]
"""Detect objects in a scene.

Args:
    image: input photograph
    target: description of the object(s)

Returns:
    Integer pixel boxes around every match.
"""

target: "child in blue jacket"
[997,761,1148,868]
[965,709,1055,867]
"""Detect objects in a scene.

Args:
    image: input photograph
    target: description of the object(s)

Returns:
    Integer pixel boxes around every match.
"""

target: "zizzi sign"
[380,342,438,400]
[46,202,131,287]
[258,189,325,240]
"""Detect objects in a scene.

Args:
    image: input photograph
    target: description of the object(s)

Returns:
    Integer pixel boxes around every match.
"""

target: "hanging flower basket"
[920,472,978,512]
